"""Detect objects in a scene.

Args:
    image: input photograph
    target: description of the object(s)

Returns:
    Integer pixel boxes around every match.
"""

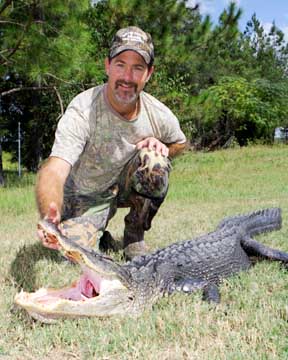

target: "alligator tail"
[218,208,288,264]
[217,208,282,236]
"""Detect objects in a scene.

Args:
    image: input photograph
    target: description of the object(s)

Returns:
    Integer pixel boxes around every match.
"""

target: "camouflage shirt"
[50,84,186,196]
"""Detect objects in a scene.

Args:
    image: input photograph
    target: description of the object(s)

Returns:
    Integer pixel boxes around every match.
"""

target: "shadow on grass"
[10,242,62,291]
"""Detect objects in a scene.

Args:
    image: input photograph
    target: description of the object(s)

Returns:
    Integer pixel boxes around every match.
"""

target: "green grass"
[1,145,288,359]
[0,152,36,216]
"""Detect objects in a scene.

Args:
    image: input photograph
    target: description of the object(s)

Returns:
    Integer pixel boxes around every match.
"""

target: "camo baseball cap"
[109,26,154,65]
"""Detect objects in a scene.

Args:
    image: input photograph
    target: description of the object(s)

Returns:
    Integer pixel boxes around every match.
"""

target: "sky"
[188,0,288,41]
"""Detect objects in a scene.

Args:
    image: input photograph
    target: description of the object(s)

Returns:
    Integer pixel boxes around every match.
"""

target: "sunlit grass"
[0,152,35,216]
[0,145,287,359]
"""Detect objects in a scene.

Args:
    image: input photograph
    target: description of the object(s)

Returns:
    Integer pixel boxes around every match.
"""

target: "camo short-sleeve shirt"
[50,84,186,196]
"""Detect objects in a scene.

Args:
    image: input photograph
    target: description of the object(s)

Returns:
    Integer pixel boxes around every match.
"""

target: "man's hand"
[136,137,169,157]
[37,202,62,250]
[36,156,71,250]
[45,201,61,224]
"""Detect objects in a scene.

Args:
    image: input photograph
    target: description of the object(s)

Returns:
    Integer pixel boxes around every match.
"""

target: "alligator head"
[14,220,156,323]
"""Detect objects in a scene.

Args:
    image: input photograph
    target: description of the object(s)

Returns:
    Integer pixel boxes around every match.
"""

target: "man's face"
[105,50,154,107]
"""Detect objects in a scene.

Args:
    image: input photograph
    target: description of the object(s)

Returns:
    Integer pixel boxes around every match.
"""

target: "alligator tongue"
[79,268,101,298]
[32,266,102,303]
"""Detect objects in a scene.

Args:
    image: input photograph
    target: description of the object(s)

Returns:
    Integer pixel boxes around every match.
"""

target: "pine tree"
[0,0,94,178]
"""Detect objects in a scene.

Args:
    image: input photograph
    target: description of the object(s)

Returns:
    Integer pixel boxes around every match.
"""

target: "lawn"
[0,145,287,359]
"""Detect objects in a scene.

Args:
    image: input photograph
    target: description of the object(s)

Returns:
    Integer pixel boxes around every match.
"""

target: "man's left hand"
[136,137,169,157]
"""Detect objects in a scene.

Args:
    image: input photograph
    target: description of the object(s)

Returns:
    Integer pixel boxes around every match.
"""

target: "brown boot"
[124,241,149,261]
[123,213,150,260]
[123,196,160,261]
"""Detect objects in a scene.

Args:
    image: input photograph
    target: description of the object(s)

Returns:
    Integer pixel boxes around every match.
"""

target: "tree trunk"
[0,142,5,186]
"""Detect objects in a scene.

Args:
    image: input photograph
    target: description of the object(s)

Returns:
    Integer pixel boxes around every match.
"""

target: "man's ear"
[146,65,154,83]
[104,58,110,76]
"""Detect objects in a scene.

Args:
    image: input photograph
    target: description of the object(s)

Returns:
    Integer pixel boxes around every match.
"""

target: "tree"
[194,76,288,148]
[0,0,95,180]
[0,0,95,80]
[178,11,288,149]
[243,14,288,81]
[170,2,242,91]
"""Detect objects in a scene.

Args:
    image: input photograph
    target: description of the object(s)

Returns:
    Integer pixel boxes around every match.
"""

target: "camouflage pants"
[60,148,171,249]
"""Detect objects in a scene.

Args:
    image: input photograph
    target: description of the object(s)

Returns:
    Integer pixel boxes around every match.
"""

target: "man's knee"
[131,148,171,199]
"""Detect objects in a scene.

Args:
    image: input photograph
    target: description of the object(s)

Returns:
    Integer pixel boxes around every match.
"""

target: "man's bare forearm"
[36,164,63,218]
[35,157,71,219]
[168,142,186,158]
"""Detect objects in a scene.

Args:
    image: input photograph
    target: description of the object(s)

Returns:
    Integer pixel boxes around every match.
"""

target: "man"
[36,26,186,260]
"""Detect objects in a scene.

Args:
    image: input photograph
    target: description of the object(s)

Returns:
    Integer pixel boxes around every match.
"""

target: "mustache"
[115,80,137,90]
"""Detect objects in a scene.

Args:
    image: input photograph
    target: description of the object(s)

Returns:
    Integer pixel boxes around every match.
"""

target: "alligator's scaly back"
[120,208,286,304]
[15,208,287,322]
[125,208,284,285]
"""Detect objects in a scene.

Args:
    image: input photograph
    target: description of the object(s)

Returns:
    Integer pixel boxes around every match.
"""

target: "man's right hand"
[37,202,62,250]
[36,156,71,249]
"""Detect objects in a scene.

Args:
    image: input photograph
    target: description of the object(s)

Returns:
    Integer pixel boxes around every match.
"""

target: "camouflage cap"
[109,26,154,65]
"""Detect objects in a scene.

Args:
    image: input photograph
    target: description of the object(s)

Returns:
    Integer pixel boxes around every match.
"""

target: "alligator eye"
[128,296,134,301]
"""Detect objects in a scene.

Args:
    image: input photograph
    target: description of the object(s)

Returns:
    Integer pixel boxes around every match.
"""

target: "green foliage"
[243,15,288,81]
[1,0,94,82]
[180,2,242,89]
[146,69,197,139]
[195,76,288,147]
[0,0,97,172]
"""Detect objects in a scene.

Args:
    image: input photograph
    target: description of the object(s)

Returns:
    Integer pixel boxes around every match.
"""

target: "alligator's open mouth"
[15,265,129,323]
[15,220,133,322]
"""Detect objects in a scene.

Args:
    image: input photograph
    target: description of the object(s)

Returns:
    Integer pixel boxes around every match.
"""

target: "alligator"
[15,208,288,323]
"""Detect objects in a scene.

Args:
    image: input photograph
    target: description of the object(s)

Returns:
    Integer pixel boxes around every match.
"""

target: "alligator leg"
[202,283,221,303]
[241,236,288,264]
[168,278,221,303]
